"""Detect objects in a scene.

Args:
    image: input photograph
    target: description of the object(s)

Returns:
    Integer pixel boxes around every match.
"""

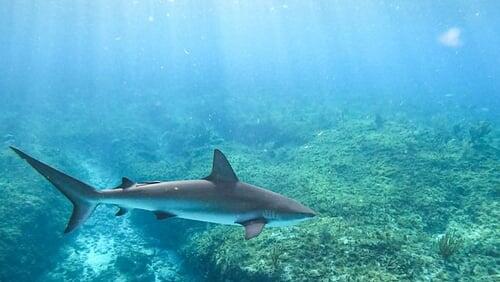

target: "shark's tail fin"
[10,146,100,233]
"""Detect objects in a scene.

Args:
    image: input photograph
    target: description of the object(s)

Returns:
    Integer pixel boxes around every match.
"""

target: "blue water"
[1,1,499,281]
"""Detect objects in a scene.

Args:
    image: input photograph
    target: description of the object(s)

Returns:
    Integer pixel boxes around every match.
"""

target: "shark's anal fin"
[154,211,176,220]
[114,177,135,189]
[204,149,239,183]
[237,218,267,240]
[115,207,129,216]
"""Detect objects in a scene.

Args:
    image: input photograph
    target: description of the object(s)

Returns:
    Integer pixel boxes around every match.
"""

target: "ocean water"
[0,1,499,281]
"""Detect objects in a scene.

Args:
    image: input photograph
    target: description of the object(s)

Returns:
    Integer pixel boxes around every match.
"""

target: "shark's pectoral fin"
[154,211,176,220]
[114,177,135,189]
[203,149,239,183]
[237,218,267,240]
[115,207,129,216]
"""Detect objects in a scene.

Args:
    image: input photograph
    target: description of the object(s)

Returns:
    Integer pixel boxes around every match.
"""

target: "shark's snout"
[301,207,316,218]
[292,203,316,219]
[305,210,316,218]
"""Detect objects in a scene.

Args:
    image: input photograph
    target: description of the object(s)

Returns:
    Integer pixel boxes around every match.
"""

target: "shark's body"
[11,147,315,239]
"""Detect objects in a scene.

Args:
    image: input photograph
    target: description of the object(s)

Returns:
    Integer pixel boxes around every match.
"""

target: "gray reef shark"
[10,147,315,239]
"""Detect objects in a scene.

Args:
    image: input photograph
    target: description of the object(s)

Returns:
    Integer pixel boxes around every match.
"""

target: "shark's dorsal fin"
[114,177,135,189]
[204,149,238,183]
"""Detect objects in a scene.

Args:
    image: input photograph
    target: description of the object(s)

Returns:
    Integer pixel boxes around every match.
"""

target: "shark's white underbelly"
[105,197,248,226]
[173,211,240,225]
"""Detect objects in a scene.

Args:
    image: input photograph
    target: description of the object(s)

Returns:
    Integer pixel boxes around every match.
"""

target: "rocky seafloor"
[0,94,498,281]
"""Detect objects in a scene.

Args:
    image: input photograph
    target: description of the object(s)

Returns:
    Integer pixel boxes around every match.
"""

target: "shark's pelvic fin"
[154,211,176,220]
[10,146,100,233]
[204,149,238,183]
[114,177,135,189]
[115,207,129,216]
[237,218,267,240]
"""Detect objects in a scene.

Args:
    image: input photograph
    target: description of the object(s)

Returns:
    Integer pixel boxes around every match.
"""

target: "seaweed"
[437,230,464,260]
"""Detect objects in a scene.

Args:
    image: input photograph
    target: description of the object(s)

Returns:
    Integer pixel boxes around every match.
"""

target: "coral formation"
[0,94,498,281]
[173,96,499,281]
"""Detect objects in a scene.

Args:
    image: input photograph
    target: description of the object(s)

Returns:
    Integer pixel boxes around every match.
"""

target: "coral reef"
[469,121,492,146]
[173,96,499,281]
[0,94,498,281]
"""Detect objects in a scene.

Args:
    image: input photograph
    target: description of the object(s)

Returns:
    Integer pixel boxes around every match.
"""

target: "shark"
[10,147,315,239]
